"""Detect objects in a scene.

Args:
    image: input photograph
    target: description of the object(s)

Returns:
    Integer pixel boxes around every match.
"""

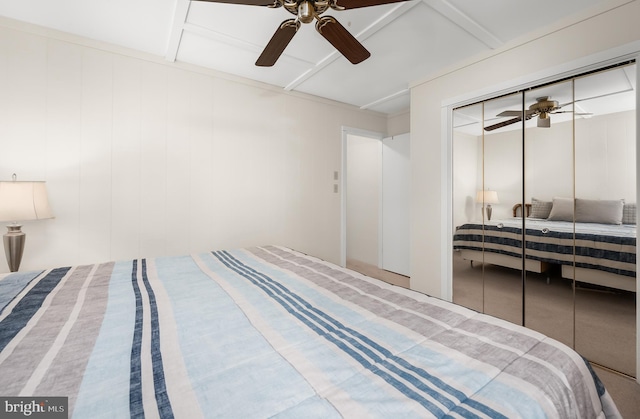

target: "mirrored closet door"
[522,80,575,349]
[573,64,637,376]
[452,61,637,377]
[452,102,485,314]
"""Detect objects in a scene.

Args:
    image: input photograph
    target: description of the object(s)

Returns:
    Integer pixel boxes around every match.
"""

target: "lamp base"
[486,204,493,221]
[4,224,25,272]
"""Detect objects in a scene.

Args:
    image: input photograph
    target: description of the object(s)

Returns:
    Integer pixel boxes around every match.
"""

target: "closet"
[452,62,637,376]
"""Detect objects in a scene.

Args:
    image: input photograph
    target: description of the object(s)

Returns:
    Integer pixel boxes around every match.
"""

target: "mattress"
[453,218,636,278]
[0,245,620,418]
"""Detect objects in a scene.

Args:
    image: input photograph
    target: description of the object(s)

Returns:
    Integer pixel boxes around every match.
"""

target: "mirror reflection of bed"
[453,199,637,375]
[451,61,637,378]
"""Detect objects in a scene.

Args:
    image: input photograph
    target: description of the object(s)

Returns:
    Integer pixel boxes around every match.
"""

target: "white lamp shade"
[476,190,499,204]
[0,181,54,222]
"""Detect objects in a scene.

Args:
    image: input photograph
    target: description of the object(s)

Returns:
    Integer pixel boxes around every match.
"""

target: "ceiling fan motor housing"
[529,96,560,115]
[204,0,404,67]
[298,1,315,23]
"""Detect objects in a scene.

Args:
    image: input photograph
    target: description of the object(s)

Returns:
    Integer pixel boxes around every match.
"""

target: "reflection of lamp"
[476,190,499,221]
[0,174,54,272]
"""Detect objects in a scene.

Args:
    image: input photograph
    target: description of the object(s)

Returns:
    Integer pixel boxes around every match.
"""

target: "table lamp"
[476,190,499,221]
[0,174,54,272]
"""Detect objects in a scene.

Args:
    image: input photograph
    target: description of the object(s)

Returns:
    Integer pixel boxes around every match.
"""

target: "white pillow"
[575,198,624,224]
[547,197,574,221]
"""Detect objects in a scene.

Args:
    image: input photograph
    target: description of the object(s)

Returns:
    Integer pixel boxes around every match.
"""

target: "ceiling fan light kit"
[194,0,409,66]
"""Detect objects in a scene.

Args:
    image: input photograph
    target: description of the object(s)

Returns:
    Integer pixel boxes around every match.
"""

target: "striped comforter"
[453,218,636,277]
[0,246,620,418]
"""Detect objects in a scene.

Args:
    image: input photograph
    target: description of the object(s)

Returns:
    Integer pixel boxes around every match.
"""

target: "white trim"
[378,137,385,271]
[422,0,503,49]
[360,89,410,111]
[440,106,453,302]
[412,0,636,90]
[165,0,191,62]
[635,51,640,385]
[442,40,640,109]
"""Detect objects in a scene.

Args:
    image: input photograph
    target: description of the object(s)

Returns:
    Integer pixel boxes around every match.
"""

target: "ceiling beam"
[165,0,192,62]
[360,88,409,110]
[181,22,314,68]
[422,0,503,49]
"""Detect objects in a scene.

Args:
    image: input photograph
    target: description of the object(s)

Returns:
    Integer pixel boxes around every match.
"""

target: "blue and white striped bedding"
[0,246,620,418]
[453,218,636,278]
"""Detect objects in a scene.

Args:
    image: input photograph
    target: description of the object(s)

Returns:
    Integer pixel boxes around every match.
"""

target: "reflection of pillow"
[547,197,574,221]
[575,198,623,224]
[623,203,637,225]
[530,198,552,219]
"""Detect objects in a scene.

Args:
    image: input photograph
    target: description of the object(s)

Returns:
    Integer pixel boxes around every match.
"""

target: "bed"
[453,199,637,292]
[0,245,621,418]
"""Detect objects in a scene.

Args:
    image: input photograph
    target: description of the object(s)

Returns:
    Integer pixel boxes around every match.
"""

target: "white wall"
[346,135,381,266]
[0,18,387,273]
[387,111,410,137]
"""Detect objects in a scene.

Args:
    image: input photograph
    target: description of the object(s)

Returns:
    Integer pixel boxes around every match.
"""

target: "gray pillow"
[575,198,623,224]
[530,198,552,219]
[622,203,636,225]
[547,197,574,221]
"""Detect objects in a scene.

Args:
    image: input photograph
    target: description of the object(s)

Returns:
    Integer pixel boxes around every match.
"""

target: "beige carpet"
[346,259,410,288]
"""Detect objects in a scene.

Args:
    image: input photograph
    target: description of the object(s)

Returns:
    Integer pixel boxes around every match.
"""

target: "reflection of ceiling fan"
[484,96,591,131]
[194,0,409,66]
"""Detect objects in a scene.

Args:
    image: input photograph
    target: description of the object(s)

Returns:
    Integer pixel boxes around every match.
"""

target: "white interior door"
[381,133,410,276]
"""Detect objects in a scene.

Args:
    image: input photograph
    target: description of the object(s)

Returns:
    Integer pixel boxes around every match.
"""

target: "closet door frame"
[444,51,640,380]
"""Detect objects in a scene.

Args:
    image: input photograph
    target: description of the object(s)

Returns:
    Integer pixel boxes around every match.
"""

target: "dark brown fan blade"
[255,19,300,67]
[193,0,281,7]
[316,16,370,64]
[332,0,409,10]
[496,109,536,118]
[496,110,523,117]
[484,117,522,131]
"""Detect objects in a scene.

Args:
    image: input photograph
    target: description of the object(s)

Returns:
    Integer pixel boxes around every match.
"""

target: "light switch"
[333,171,339,180]
[333,184,338,193]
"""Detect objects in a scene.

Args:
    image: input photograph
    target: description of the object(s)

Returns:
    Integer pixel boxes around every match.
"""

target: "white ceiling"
[0,0,619,115]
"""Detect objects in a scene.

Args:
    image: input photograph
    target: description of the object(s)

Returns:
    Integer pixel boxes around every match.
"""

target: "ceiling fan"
[484,96,591,131]
[194,0,409,66]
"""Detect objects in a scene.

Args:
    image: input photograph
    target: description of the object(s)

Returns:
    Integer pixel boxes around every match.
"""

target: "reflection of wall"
[480,110,636,219]
[453,131,481,227]
[575,110,636,200]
